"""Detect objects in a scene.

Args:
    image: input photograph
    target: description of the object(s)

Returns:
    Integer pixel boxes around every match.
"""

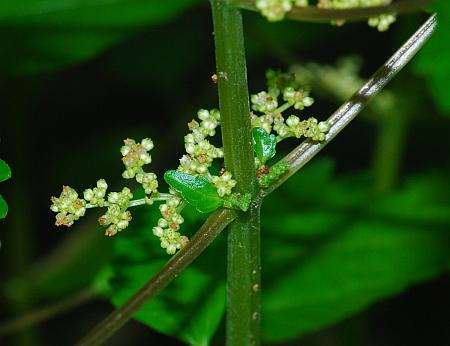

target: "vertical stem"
[210,1,261,345]
[372,112,408,194]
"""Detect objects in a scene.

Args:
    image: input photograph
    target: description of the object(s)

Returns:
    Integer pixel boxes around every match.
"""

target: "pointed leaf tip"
[164,170,223,213]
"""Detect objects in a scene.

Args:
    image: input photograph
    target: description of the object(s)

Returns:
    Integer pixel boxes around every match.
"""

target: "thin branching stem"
[85,193,173,209]
[76,13,436,345]
[0,289,95,338]
[263,13,437,196]
[76,208,239,346]
[238,0,430,23]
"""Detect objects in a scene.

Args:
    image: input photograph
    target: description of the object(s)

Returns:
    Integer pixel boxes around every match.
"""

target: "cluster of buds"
[121,138,153,179]
[250,70,329,142]
[318,0,390,9]
[179,109,224,176]
[98,187,133,236]
[258,162,291,187]
[251,91,279,113]
[50,186,86,227]
[256,0,395,31]
[256,0,308,22]
[152,196,189,255]
[136,172,158,195]
[283,87,314,110]
[212,171,237,197]
[83,179,108,207]
[318,0,396,31]
[368,14,396,32]
[274,115,330,141]
[121,138,159,201]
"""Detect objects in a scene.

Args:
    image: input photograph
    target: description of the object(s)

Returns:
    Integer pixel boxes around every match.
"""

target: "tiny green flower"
[251,91,278,113]
[84,179,108,207]
[51,186,86,227]
[212,171,237,197]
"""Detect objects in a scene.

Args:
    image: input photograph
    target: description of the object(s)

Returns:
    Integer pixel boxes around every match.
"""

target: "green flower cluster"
[83,179,108,207]
[368,13,396,32]
[50,69,331,255]
[256,0,396,31]
[178,108,236,197]
[153,195,189,255]
[121,138,159,198]
[212,171,237,197]
[256,0,308,22]
[51,178,135,236]
[317,0,396,31]
[275,115,330,141]
[250,70,330,142]
[179,109,224,176]
[98,187,133,237]
[258,162,291,187]
[50,186,86,227]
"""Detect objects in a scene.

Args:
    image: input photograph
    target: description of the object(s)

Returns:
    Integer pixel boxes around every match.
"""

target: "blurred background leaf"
[0,159,11,220]
[414,0,450,114]
[103,158,450,345]
[0,0,199,75]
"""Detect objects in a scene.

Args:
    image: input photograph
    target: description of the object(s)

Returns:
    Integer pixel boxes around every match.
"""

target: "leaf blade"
[252,127,277,164]
[0,159,11,182]
[164,170,223,213]
[0,194,8,219]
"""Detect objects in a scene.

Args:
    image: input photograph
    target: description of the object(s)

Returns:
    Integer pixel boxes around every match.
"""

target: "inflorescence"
[50,70,329,255]
[250,69,330,144]
[255,0,396,31]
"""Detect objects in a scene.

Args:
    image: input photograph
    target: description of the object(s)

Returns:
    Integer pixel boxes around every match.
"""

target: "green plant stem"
[85,193,173,209]
[372,111,408,194]
[76,208,239,346]
[75,13,436,345]
[210,1,260,344]
[275,102,291,113]
[263,13,437,196]
[0,289,95,338]
[238,0,430,23]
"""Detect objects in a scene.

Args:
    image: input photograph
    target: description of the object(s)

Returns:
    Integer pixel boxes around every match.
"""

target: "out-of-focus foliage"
[414,0,450,113]
[106,204,226,346]
[0,0,199,75]
[0,159,11,221]
[106,158,450,344]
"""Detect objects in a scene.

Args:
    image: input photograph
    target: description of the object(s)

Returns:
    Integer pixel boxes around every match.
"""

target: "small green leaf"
[164,170,223,213]
[252,127,277,164]
[0,159,11,182]
[0,194,8,219]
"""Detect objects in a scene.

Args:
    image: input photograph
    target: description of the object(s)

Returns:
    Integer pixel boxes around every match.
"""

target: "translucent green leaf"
[259,160,450,342]
[252,127,277,164]
[0,194,7,219]
[414,1,450,113]
[111,261,226,346]
[0,0,198,75]
[108,206,226,345]
[164,170,223,213]
[107,160,450,344]
[0,159,11,182]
